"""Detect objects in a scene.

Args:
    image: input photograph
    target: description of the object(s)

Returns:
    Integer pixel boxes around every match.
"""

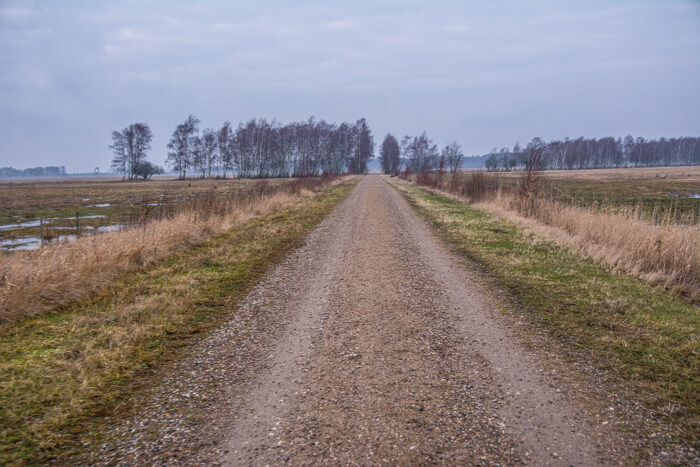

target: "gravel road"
[96,175,618,465]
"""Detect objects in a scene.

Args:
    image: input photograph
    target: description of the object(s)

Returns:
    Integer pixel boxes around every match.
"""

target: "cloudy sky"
[1,0,699,172]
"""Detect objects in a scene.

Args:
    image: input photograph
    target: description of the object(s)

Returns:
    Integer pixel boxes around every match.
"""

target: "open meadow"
[0,177,290,251]
[497,166,700,225]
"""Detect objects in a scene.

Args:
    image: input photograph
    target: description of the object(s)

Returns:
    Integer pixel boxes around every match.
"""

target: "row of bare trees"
[485,136,700,171]
[166,116,374,179]
[379,132,464,175]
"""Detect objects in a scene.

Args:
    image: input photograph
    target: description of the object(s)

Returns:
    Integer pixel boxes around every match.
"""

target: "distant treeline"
[165,115,374,179]
[484,136,700,171]
[109,116,375,180]
[0,166,66,179]
[109,120,700,181]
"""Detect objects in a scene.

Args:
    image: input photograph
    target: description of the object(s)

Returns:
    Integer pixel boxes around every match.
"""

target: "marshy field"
[534,166,700,224]
[0,177,290,251]
[0,168,698,465]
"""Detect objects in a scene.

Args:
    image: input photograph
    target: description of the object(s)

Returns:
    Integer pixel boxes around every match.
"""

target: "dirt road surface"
[97,175,621,465]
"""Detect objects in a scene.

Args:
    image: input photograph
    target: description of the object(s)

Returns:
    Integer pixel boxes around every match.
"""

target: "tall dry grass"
[0,176,339,323]
[407,171,700,301]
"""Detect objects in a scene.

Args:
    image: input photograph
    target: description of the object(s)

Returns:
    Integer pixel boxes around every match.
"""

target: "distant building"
[94,167,100,174]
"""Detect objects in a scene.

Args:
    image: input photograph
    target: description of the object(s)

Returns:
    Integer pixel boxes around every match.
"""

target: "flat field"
[0,177,288,250]
[498,166,700,224]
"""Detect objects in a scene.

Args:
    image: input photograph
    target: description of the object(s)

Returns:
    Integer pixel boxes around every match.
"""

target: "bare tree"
[350,118,374,174]
[201,128,218,177]
[519,137,545,198]
[380,133,401,174]
[166,115,199,180]
[403,131,438,173]
[109,123,152,181]
[484,134,700,171]
[166,115,383,179]
[442,141,463,173]
[109,131,128,181]
[217,121,235,179]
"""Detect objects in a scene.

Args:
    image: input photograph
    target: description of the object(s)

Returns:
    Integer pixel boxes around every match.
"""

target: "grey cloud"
[0,0,699,171]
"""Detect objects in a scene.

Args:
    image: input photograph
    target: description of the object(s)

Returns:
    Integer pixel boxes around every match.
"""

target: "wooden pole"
[76,212,80,237]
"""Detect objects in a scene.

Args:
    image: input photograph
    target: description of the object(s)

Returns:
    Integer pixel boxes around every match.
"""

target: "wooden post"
[76,212,80,237]
[39,216,44,246]
[581,194,584,209]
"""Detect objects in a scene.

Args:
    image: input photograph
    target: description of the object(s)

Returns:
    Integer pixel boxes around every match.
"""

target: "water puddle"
[0,219,43,230]
[1,223,128,251]
[0,215,107,232]
[0,237,40,251]
[667,192,700,199]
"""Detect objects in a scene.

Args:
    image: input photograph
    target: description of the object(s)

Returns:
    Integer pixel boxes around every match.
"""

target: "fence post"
[39,216,44,246]
[76,212,80,237]
[581,194,585,209]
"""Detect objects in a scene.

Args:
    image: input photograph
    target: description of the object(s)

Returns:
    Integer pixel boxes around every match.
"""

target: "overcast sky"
[1,0,699,172]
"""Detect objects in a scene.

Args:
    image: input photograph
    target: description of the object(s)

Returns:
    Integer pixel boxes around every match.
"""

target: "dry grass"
[404,170,700,302]
[483,193,700,300]
[0,176,343,323]
[0,179,358,465]
[533,165,700,181]
[391,180,699,452]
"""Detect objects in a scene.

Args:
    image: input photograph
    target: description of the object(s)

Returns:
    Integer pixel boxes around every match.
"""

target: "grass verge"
[391,180,699,443]
[0,179,357,465]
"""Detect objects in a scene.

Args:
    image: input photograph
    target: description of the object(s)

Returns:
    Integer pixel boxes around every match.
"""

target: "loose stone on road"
[97,175,617,465]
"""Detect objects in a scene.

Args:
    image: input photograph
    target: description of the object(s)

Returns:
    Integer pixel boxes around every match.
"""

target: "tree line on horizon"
[109,116,374,180]
[165,116,373,179]
[108,119,700,181]
[484,135,700,171]
[378,132,464,175]
[0,166,66,179]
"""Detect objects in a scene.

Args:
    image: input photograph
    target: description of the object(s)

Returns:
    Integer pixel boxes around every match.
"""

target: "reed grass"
[404,171,700,302]
[0,176,339,323]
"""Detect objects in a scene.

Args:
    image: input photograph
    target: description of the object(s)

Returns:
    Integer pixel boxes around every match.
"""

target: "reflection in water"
[1,223,127,251]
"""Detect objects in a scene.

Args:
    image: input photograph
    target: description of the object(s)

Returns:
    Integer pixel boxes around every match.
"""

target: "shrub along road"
[94,175,689,465]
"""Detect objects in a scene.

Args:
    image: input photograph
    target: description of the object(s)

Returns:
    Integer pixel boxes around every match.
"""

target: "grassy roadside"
[0,179,357,465]
[390,180,699,443]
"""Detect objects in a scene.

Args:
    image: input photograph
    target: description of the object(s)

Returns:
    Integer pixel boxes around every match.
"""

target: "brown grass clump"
[0,176,341,323]
[483,194,700,300]
[407,171,700,301]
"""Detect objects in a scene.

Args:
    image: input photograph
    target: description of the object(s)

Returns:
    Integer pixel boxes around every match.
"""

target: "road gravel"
[96,175,621,466]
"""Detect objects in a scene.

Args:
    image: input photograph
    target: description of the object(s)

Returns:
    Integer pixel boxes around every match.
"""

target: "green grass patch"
[0,180,357,465]
[392,181,699,439]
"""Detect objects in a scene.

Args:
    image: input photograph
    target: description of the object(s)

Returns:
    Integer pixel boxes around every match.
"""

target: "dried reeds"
[409,172,700,301]
[0,176,338,323]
